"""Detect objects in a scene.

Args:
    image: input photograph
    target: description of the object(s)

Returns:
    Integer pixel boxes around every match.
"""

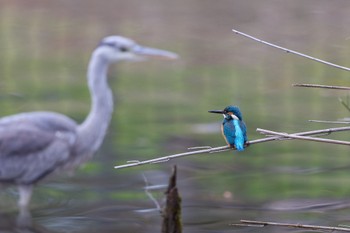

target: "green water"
[0,1,350,232]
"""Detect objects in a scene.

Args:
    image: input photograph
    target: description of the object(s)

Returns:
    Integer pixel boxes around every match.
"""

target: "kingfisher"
[209,105,248,151]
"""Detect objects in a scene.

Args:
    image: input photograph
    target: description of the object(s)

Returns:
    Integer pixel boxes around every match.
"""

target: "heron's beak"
[208,110,225,114]
[133,45,179,60]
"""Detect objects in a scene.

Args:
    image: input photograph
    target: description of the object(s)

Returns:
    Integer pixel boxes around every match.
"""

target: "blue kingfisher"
[209,105,248,151]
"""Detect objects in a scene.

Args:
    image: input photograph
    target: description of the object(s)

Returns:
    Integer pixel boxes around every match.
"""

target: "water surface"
[0,0,350,232]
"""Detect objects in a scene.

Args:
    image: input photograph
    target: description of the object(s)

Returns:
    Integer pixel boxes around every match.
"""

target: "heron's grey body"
[0,36,177,209]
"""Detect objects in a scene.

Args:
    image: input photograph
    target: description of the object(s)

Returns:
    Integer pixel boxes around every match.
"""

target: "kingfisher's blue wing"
[222,121,236,146]
[223,119,247,151]
[239,120,248,142]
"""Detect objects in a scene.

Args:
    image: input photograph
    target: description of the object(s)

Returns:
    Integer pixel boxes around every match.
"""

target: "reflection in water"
[0,208,53,233]
[1,0,350,232]
[2,184,350,232]
[1,206,159,233]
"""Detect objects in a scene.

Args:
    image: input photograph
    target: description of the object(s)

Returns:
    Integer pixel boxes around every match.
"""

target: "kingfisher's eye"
[119,46,129,52]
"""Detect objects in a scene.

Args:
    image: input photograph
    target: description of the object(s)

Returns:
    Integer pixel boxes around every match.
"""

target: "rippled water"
[3,160,350,232]
[1,0,350,232]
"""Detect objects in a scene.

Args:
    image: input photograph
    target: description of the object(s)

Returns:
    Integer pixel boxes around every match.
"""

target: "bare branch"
[293,83,350,90]
[232,29,350,72]
[257,128,350,146]
[114,145,230,169]
[253,126,350,144]
[114,126,350,170]
[231,219,350,232]
[309,120,350,124]
[142,173,161,212]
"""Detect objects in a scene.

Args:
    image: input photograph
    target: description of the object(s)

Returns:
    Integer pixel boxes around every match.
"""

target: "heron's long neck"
[77,53,114,154]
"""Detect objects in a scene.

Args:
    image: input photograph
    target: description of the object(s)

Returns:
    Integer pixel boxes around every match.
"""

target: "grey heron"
[0,36,177,210]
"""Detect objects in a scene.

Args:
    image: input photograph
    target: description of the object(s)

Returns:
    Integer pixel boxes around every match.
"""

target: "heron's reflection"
[0,208,55,233]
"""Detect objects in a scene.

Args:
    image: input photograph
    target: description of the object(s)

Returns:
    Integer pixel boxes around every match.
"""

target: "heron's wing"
[0,111,78,132]
[0,112,78,183]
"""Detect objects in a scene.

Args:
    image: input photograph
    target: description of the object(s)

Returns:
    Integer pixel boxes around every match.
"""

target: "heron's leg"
[17,205,32,227]
[18,185,33,209]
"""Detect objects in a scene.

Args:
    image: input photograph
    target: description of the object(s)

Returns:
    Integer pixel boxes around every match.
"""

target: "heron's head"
[208,105,243,121]
[95,36,178,63]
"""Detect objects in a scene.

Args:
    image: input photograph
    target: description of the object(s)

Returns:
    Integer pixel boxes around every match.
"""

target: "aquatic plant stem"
[293,83,350,90]
[231,219,350,232]
[309,120,350,124]
[231,29,350,72]
[257,128,350,146]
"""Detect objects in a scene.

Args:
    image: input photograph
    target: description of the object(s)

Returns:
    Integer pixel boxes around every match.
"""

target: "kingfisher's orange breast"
[221,124,230,146]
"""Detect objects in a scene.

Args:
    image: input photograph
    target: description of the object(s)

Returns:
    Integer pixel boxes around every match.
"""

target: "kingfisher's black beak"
[208,110,225,114]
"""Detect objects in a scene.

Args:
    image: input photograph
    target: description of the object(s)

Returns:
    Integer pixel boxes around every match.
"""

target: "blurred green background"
[0,0,350,232]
